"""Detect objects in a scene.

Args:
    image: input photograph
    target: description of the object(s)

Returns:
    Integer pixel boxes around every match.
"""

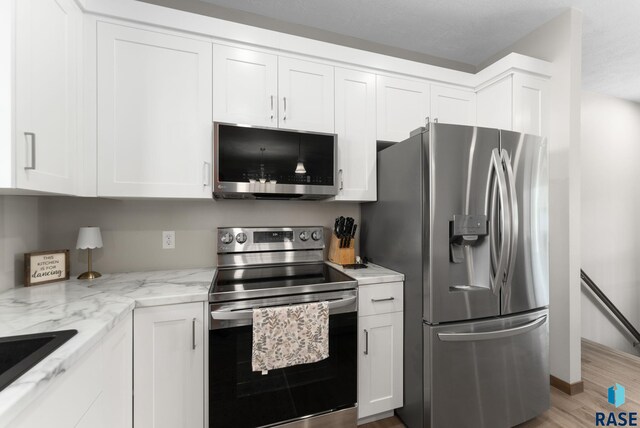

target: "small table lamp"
[76,226,103,280]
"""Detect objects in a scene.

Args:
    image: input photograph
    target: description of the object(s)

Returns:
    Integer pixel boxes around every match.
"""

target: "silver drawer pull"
[371,297,395,303]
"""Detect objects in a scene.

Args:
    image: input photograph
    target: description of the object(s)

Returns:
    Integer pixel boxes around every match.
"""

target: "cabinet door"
[513,74,547,137]
[102,311,133,428]
[358,312,403,419]
[212,44,277,127]
[15,0,80,194]
[97,23,213,198]
[476,75,513,130]
[376,75,429,142]
[134,302,205,428]
[334,68,376,201]
[278,57,334,133]
[430,84,476,126]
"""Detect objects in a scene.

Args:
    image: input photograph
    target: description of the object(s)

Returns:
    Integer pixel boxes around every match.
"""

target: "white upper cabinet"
[211,48,334,133]
[14,0,80,194]
[376,75,430,142]
[334,68,376,201]
[97,23,213,198]
[513,74,546,136]
[476,76,513,130]
[476,73,547,136]
[212,44,278,127]
[430,84,476,126]
[278,57,335,133]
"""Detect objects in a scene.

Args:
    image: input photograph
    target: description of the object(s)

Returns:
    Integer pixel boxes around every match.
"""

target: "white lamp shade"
[76,227,103,249]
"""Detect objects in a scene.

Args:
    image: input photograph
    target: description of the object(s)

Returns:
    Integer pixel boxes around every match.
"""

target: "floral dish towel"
[252,301,329,372]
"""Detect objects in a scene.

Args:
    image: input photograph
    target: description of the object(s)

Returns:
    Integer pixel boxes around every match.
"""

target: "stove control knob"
[311,230,322,241]
[220,232,234,244]
[235,232,247,244]
[299,231,310,241]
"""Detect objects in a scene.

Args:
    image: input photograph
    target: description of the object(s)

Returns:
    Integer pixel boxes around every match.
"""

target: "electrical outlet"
[162,231,175,249]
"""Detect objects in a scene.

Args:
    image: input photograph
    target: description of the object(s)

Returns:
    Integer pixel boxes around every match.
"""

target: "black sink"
[0,329,77,392]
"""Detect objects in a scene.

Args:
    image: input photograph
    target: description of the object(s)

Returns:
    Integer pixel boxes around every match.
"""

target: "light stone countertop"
[325,262,404,285]
[0,267,216,426]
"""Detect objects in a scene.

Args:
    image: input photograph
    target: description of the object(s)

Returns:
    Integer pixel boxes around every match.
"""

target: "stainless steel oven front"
[209,289,358,428]
[213,122,338,200]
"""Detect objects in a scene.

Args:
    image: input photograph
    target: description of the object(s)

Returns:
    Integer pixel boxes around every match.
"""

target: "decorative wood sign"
[24,250,70,286]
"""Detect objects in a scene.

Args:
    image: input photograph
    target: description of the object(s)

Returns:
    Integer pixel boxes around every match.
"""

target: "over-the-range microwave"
[213,122,338,200]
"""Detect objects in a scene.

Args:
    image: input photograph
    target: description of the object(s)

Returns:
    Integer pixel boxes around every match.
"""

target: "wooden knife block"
[328,234,355,265]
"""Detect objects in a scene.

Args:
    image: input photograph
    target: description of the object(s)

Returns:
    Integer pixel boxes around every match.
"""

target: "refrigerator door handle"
[501,149,519,293]
[437,315,547,342]
[490,148,511,295]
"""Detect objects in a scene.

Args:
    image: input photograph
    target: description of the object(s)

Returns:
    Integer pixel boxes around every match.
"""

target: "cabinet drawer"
[358,282,403,316]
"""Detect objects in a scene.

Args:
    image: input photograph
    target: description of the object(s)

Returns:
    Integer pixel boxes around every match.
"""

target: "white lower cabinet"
[134,302,205,428]
[358,282,404,421]
[10,312,133,428]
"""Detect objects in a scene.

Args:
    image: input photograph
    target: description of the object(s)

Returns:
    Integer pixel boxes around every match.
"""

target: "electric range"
[208,226,358,428]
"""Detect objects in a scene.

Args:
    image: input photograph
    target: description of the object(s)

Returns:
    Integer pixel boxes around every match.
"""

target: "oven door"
[209,290,357,428]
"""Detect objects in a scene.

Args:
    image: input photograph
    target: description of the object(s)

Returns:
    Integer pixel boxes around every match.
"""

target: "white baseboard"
[357,410,394,425]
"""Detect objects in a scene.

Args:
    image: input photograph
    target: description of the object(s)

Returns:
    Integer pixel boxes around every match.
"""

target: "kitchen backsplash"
[37,197,360,277]
[0,196,40,292]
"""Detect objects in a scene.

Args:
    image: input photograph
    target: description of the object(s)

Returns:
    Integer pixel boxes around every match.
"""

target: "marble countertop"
[326,262,404,285]
[82,268,214,307]
[0,267,215,426]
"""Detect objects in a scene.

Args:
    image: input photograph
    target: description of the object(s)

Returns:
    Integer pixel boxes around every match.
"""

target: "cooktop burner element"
[211,262,356,302]
[209,226,357,302]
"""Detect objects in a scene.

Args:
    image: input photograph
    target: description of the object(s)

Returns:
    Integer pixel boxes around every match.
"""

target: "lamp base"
[77,271,102,280]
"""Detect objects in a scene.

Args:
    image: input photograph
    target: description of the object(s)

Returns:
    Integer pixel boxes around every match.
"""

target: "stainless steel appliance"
[213,123,338,200]
[209,226,358,428]
[362,123,549,428]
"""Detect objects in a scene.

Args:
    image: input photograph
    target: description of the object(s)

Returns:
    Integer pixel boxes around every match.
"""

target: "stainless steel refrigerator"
[361,123,549,428]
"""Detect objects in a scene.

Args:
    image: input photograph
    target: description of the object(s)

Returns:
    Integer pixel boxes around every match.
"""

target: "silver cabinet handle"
[24,132,36,170]
[371,297,395,303]
[283,97,287,120]
[203,161,212,187]
[270,95,274,120]
[434,118,439,123]
[437,315,547,342]
[192,318,197,350]
[338,169,343,191]
[364,329,369,355]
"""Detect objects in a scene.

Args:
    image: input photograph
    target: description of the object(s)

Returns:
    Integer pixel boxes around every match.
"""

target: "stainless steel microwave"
[213,122,338,200]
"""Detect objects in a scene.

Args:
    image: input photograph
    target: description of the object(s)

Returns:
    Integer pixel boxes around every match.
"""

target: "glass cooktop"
[210,263,356,302]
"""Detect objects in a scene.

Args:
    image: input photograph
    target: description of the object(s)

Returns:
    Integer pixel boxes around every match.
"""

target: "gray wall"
[39,197,359,276]
[581,91,640,356]
[0,196,40,291]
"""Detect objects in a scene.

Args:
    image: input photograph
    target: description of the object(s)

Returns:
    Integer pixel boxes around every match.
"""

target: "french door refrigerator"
[362,123,549,428]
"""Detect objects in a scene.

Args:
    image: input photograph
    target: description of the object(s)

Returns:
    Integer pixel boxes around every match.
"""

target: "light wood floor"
[361,339,640,428]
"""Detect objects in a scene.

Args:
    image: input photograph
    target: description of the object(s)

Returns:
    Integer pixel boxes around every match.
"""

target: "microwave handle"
[211,296,356,321]
[339,169,343,191]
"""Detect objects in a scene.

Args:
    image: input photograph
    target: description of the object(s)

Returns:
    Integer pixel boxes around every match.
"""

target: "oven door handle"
[211,296,357,321]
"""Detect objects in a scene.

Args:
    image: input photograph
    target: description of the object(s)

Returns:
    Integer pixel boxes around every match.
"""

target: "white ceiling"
[195,0,640,102]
